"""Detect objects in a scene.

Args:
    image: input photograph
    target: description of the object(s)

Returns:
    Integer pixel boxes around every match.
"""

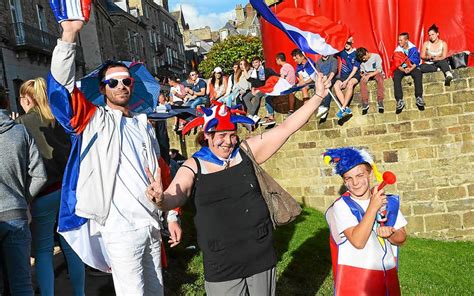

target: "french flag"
[250,0,349,55]
[257,76,307,96]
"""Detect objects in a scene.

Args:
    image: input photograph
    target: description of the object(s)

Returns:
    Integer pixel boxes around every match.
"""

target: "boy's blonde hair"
[20,78,54,123]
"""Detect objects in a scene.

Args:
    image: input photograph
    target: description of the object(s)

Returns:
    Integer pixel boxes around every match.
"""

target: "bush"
[198,35,263,78]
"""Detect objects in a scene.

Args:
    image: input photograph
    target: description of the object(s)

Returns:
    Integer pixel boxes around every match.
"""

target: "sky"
[169,0,249,30]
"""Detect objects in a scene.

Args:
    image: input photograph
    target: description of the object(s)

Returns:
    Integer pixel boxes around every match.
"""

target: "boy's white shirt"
[326,196,407,271]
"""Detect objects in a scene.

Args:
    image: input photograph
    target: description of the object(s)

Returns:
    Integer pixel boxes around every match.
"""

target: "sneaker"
[336,109,344,119]
[261,117,276,126]
[344,107,352,114]
[251,115,260,125]
[396,100,405,114]
[415,96,425,111]
[337,112,353,126]
[316,106,329,118]
[319,112,328,124]
[445,73,453,86]
[361,104,369,115]
[378,102,384,113]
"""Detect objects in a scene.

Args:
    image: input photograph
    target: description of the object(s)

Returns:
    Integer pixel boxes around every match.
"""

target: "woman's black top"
[192,151,276,282]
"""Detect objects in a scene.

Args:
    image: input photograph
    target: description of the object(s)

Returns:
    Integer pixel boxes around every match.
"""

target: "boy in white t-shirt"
[324,147,407,296]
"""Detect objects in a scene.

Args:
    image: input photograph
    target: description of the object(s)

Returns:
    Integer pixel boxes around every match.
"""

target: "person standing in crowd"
[420,24,453,86]
[242,57,278,126]
[356,47,385,115]
[391,32,424,114]
[145,73,331,296]
[207,67,228,101]
[0,86,47,295]
[47,18,181,295]
[314,55,338,123]
[291,49,317,104]
[275,52,296,116]
[15,78,85,296]
[184,70,209,108]
[333,37,360,121]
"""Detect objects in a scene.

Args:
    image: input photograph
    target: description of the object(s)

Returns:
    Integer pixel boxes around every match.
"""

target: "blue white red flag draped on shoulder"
[250,0,349,55]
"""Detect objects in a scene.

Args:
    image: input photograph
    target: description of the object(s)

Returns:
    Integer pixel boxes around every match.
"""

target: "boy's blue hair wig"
[323,147,382,181]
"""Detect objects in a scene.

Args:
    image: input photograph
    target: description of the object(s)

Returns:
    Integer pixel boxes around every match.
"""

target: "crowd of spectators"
[162,24,460,130]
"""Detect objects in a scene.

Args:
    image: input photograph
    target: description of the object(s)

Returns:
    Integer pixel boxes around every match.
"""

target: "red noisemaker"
[376,171,397,226]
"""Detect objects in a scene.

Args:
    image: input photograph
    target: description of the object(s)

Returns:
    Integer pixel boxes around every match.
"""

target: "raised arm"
[48,20,96,135]
[51,21,83,92]
[245,73,330,164]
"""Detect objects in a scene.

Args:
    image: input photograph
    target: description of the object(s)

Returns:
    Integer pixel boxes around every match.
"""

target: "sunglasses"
[102,77,134,88]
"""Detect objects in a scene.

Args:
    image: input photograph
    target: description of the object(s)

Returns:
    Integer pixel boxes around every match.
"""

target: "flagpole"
[300,52,344,112]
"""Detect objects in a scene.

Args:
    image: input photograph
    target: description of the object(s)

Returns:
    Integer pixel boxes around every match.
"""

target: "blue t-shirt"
[192,78,207,94]
[295,58,317,81]
[338,49,360,77]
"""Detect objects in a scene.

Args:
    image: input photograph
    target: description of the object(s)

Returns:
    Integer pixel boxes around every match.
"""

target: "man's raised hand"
[145,167,164,208]
[50,0,91,23]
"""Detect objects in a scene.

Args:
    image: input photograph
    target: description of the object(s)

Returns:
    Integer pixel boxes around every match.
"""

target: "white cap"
[213,66,223,73]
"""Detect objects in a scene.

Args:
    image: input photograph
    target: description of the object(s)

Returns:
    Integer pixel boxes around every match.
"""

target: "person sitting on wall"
[275,52,297,116]
[242,57,278,126]
[391,32,424,114]
[420,24,454,86]
[333,36,360,121]
[314,54,338,123]
[356,47,385,115]
[291,48,317,105]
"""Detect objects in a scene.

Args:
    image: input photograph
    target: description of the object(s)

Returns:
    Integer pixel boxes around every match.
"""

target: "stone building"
[0,0,84,111]
[80,0,117,72]
[127,0,186,78]
[219,3,261,41]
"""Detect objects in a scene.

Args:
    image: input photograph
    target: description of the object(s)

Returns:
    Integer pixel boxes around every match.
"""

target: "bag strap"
[241,140,259,166]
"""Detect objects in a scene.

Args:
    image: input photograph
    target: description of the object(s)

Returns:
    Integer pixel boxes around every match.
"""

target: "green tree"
[198,35,263,78]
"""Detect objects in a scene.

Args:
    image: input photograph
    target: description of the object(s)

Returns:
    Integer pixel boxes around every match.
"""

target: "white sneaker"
[316,106,329,118]
[252,115,261,125]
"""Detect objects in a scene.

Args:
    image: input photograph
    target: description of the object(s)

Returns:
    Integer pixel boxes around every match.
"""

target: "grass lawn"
[163,206,474,295]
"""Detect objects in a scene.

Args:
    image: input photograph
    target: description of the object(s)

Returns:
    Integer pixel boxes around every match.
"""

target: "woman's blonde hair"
[20,78,54,123]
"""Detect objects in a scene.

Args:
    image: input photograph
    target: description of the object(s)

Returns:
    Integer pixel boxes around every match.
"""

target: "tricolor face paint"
[207,131,238,159]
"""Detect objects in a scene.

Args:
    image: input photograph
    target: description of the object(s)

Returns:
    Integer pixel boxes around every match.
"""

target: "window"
[9,0,23,23]
[144,4,149,18]
[127,30,132,53]
[153,56,157,74]
[36,5,48,32]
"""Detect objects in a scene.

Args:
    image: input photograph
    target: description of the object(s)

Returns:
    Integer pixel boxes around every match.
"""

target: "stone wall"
[167,68,474,240]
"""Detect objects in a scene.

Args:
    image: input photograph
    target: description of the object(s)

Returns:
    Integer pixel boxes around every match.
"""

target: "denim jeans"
[0,218,33,296]
[185,96,208,108]
[264,96,274,116]
[101,226,163,296]
[31,190,85,296]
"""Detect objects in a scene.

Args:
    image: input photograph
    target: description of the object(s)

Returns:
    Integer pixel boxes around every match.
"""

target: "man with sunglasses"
[184,70,208,108]
[47,16,181,296]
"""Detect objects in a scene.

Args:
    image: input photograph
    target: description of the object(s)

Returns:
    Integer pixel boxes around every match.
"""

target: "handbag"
[449,52,469,69]
[241,140,302,228]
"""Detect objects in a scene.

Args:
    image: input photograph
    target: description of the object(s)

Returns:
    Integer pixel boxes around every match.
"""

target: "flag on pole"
[250,0,349,55]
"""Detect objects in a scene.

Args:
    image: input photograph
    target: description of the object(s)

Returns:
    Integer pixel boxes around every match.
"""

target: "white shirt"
[170,85,184,103]
[100,117,160,232]
[328,196,407,271]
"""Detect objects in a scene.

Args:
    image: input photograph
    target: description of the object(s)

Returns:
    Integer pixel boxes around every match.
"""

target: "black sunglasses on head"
[102,77,134,88]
